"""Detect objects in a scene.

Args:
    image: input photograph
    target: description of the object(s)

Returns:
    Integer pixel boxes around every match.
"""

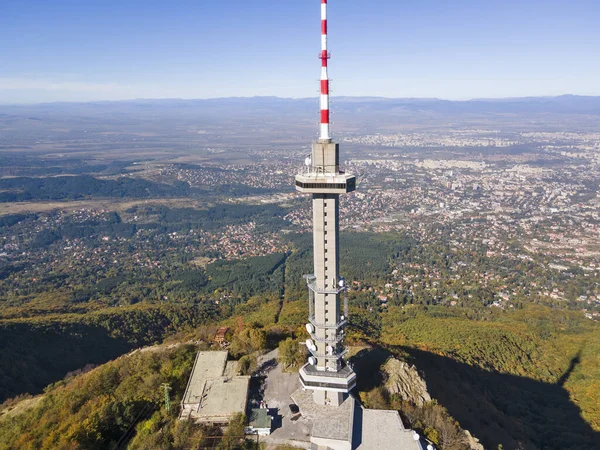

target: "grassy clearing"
[0,197,206,216]
[0,396,45,422]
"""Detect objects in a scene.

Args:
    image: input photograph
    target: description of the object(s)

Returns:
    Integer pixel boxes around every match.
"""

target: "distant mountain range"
[2,95,600,117]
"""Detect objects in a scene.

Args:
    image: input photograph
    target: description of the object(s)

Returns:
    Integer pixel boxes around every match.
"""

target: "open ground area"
[253,350,312,448]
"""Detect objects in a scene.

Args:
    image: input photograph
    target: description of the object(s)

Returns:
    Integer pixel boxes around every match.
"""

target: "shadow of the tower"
[557,349,582,388]
[350,346,599,450]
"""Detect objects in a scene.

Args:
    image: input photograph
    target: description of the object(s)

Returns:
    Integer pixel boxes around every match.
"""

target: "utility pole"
[160,383,172,413]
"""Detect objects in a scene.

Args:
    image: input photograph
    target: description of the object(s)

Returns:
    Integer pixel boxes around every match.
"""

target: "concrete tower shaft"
[310,193,344,371]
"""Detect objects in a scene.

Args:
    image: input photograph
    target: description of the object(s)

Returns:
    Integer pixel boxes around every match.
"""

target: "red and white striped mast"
[319,0,331,140]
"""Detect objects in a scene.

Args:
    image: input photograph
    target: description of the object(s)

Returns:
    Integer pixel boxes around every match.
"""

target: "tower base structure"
[291,389,427,450]
[299,363,356,407]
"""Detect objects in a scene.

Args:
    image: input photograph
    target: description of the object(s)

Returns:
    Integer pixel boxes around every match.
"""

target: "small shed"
[214,327,229,346]
[245,408,272,436]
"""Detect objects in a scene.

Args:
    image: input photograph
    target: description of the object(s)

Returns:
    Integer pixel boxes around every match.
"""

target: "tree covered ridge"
[0,294,599,449]
[0,303,218,403]
[0,175,190,202]
[0,345,202,450]
[348,303,600,448]
[0,175,274,202]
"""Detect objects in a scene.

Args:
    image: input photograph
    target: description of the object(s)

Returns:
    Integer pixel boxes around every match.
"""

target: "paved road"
[256,349,313,446]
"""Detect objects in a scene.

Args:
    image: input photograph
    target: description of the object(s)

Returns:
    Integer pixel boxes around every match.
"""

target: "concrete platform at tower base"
[292,388,354,450]
[299,364,357,394]
[292,389,424,450]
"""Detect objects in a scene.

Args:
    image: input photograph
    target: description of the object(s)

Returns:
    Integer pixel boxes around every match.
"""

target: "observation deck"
[295,139,356,195]
[295,166,356,194]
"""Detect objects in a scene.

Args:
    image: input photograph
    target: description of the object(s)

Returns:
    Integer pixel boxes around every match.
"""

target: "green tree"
[238,355,256,375]
[230,328,267,358]
[277,338,307,370]
[218,413,247,450]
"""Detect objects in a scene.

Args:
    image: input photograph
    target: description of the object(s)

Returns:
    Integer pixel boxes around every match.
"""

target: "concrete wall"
[311,141,339,174]
[311,436,352,450]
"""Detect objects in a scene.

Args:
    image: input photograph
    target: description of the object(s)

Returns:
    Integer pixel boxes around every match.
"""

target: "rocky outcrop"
[382,357,485,450]
[464,430,485,450]
[382,358,431,406]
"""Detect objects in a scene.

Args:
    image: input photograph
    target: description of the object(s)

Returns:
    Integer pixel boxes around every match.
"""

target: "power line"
[111,382,171,450]
[112,403,157,450]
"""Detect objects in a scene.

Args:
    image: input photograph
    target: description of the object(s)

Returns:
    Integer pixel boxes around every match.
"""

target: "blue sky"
[1,0,599,103]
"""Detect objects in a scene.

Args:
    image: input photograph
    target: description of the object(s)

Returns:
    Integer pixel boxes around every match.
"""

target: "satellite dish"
[305,323,314,334]
[326,345,333,355]
[304,156,312,167]
[340,315,345,321]
[412,432,420,441]
[308,356,317,365]
[306,339,317,352]
[339,279,345,287]
[427,445,434,450]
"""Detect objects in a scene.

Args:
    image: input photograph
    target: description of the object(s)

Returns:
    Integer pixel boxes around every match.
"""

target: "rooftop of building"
[292,389,355,442]
[354,407,423,450]
[248,408,272,430]
[214,327,229,340]
[180,350,249,424]
[182,351,227,405]
[194,376,250,423]
[292,388,423,450]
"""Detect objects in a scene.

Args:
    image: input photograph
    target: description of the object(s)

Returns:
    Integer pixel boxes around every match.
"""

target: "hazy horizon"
[2,0,599,103]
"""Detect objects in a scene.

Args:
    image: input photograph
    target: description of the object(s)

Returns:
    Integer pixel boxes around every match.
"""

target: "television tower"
[295,0,357,407]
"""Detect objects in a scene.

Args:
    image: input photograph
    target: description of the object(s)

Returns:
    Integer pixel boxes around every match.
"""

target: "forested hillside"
[372,305,600,448]
[0,345,205,450]
[2,295,598,450]
[0,175,273,202]
[0,304,218,402]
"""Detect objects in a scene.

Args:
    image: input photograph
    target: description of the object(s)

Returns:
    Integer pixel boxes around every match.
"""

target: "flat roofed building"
[294,391,424,450]
[309,395,356,450]
[355,408,424,450]
[180,351,250,425]
[181,351,227,411]
[245,408,273,436]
